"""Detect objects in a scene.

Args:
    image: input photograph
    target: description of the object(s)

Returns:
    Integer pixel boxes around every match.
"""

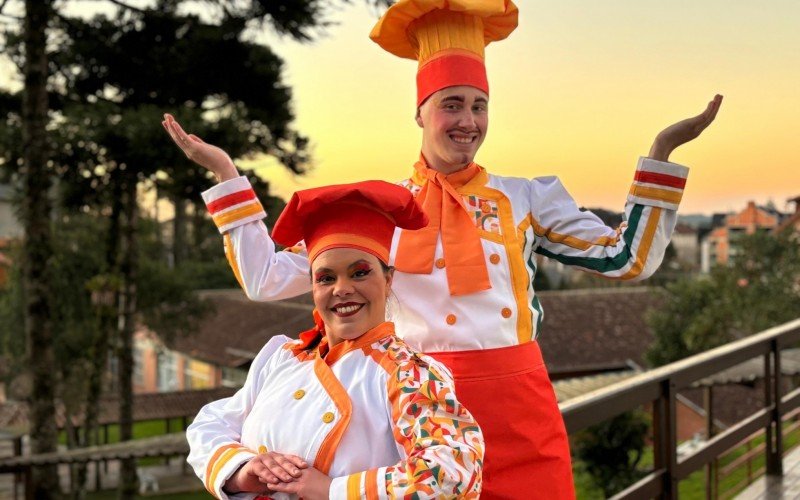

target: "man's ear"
[415,107,424,128]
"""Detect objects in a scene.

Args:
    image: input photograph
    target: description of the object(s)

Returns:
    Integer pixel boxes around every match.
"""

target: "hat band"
[416,50,489,106]
[308,233,391,265]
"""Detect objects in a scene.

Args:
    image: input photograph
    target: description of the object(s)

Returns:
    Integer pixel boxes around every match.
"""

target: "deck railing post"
[654,379,678,499]
[766,340,783,475]
[704,386,714,499]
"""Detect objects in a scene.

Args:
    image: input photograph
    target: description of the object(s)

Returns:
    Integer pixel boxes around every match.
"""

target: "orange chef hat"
[370,0,518,106]
[271,180,428,264]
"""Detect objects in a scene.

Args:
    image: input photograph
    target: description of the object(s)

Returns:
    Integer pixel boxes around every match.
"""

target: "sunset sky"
[2,1,798,216]
[242,0,800,215]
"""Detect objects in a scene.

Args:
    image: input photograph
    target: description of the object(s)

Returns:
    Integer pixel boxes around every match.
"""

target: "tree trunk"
[21,0,60,497]
[172,194,186,268]
[117,176,139,499]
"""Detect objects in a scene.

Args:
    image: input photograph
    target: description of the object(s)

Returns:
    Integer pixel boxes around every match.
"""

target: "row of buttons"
[446,307,513,325]
[293,389,336,424]
[435,253,502,269]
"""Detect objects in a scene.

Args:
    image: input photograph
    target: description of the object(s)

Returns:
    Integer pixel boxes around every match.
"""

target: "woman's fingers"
[275,455,303,477]
[261,453,297,482]
[285,454,309,470]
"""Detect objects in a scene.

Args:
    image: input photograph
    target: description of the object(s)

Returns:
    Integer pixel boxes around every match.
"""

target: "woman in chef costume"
[185,180,484,500]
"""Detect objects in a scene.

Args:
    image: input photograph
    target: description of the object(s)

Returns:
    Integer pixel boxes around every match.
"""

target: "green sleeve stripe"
[533,204,645,273]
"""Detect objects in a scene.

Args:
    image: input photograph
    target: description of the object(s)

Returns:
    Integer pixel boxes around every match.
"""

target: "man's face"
[417,85,489,174]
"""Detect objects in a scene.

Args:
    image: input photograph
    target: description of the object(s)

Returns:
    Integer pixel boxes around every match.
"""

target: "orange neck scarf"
[394,157,491,296]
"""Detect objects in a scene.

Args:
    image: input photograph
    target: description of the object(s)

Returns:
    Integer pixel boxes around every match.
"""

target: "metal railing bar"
[610,468,665,500]
[561,320,800,428]
[781,387,800,413]
[676,408,771,479]
[561,381,661,434]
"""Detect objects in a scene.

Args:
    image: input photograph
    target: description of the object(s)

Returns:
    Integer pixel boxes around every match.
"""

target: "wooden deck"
[735,446,800,499]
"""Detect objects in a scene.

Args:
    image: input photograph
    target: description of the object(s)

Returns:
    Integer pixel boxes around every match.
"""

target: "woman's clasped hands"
[223,450,332,500]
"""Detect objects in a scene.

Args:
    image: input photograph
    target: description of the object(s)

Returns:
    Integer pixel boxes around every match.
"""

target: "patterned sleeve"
[530,157,688,281]
[329,355,484,499]
[201,176,311,300]
[186,335,289,499]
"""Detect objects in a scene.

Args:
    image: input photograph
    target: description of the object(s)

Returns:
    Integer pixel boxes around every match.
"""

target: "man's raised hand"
[649,94,723,162]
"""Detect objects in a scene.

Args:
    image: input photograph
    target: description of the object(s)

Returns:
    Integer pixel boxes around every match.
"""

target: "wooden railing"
[560,318,800,499]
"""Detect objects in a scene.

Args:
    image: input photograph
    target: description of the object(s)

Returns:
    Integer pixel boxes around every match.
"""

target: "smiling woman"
[185,181,486,500]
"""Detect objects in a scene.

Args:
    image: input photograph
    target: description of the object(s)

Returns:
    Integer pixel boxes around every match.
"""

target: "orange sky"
[2,2,798,216]
[241,1,800,215]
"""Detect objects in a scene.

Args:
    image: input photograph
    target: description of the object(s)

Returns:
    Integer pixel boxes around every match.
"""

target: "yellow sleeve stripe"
[206,445,249,496]
[347,472,363,499]
[620,207,662,280]
[531,216,620,251]
[223,234,245,289]
[212,201,264,229]
[629,185,683,205]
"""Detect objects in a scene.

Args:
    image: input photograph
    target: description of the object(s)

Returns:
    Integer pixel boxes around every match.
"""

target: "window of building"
[156,350,179,392]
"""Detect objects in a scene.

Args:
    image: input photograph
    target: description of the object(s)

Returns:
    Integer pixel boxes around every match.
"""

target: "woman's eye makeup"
[314,272,333,283]
[352,263,373,277]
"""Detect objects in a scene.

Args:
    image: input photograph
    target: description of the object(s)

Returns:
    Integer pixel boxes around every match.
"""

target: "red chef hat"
[272,180,428,264]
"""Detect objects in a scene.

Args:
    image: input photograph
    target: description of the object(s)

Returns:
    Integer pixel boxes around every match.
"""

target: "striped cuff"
[202,176,266,234]
[204,443,257,499]
[627,157,689,211]
[329,467,385,500]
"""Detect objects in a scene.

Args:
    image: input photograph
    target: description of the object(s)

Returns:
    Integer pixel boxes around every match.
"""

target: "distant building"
[671,223,700,270]
[701,201,789,273]
[772,195,800,235]
[132,290,315,394]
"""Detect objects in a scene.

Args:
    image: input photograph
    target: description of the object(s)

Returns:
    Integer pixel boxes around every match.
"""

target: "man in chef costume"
[165,1,721,497]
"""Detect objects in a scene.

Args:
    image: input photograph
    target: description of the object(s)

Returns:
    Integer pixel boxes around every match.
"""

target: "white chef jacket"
[187,322,484,499]
[202,157,687,353]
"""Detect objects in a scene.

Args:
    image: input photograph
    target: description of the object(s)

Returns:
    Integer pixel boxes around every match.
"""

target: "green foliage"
[0,211,211,384]
[573,409,650,497]
[647,231,800,367]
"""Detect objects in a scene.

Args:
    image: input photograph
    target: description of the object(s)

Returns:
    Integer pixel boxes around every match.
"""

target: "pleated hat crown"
[370,0,519,106]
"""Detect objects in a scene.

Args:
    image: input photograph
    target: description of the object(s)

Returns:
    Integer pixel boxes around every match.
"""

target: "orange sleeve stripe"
[204,444,240,491]
[620,207,662,280]
[212,202,264,228]
[223,234,245,289]
[629,185,683,205]
[366,468,380,500]
[205,444,244,494]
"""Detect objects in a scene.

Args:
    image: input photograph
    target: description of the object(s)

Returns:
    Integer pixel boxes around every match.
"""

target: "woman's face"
[311,247,393,346]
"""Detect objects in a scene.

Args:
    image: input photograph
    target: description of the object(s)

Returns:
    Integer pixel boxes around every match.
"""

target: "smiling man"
[164,1,721,498]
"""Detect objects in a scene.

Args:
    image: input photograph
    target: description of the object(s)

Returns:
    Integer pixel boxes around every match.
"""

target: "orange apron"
[428,341,575,500]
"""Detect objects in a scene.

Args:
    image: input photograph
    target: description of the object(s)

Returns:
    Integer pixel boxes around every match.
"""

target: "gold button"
[322,412,335,424]
[293,389,306,400]
[481,203,491,213]
[489,254,501,265]
[446,314,457,325]
[435,258,446,269]
[258,445,268,454]
[501,308,513,319]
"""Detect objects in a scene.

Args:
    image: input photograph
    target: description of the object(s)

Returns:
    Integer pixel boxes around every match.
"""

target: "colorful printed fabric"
[336,336,484,499]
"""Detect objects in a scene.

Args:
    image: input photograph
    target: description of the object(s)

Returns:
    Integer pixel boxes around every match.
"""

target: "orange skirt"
[428,341,575,500]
